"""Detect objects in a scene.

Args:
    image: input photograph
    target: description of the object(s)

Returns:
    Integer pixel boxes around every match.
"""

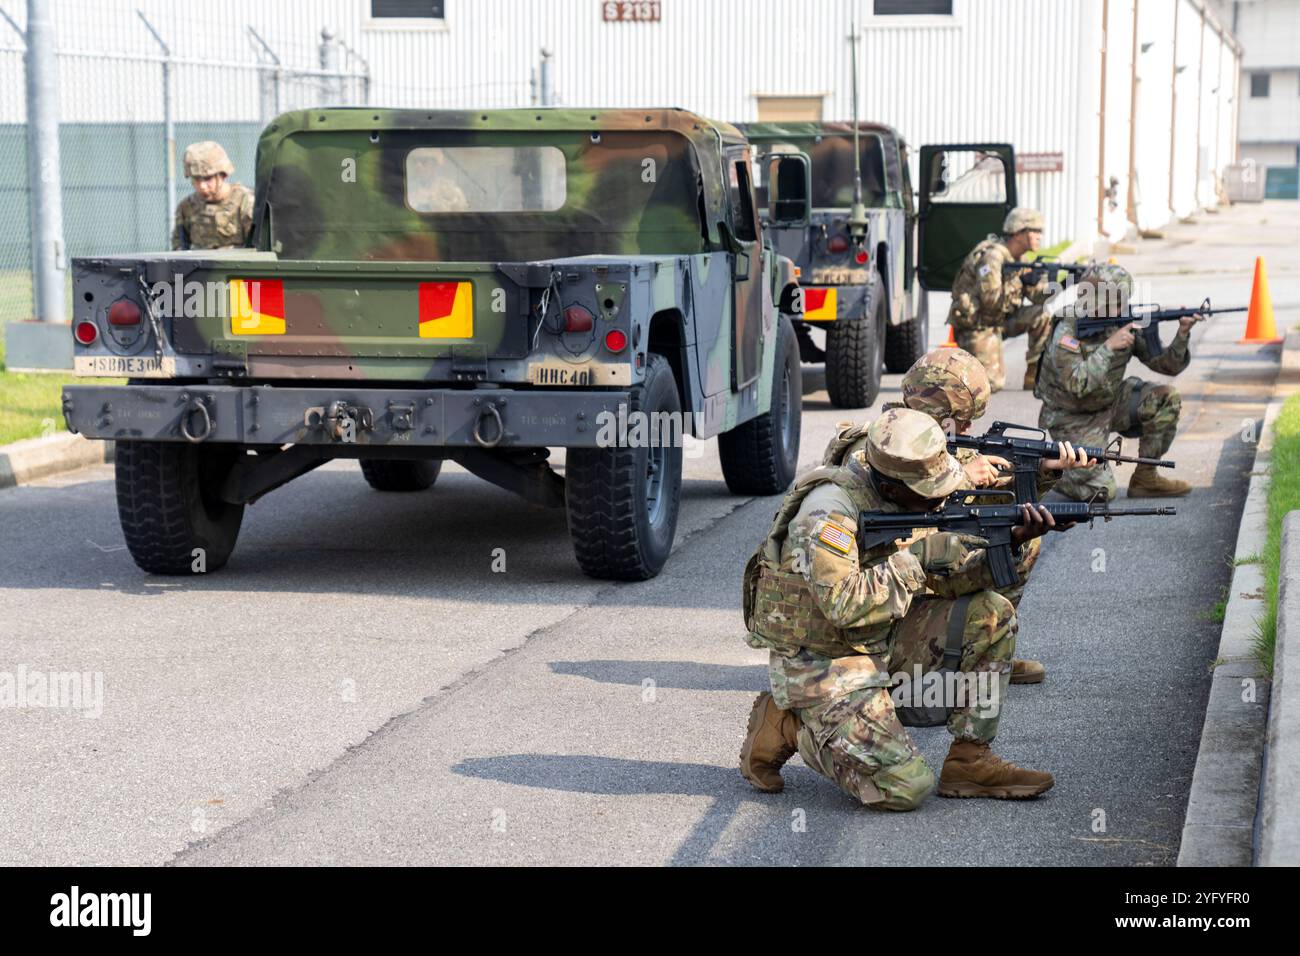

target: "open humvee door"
[917,143,1017,292]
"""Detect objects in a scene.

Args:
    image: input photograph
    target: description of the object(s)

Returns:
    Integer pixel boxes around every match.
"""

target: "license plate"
[527,361,631,386]
[74,355,176,378]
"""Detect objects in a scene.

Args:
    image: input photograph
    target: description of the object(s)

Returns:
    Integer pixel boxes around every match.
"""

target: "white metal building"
[1,0,1246,251]
[1229,0,1300,196]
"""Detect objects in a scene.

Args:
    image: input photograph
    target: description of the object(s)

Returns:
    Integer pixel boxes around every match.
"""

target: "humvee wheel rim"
[645,442,666,526]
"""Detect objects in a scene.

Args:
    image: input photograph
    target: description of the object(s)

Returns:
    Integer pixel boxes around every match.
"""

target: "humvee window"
[754,135,887,208]
[727,156,759,242]
[405,145,567,212]
[926,149,1007,204]
[268,129,709,260]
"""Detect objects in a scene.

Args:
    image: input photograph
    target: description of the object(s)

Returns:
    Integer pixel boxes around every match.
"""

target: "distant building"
[0,0,1244,256]
[1228,0,1300,197]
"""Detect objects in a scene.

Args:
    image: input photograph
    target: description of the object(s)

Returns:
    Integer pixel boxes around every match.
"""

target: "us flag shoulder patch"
[816,521,855,556]
[1059,335,1081,352]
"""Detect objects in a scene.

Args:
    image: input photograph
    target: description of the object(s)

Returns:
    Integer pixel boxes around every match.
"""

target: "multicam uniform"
[826,417,1045,610]
[171,184,255,251]
[1035,308,1189,502]
[743,434,1031,810]
[946,236,1053,392]
[171,140,255,251]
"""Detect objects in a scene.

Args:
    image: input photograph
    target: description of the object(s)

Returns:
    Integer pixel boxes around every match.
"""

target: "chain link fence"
[0,9,367,330]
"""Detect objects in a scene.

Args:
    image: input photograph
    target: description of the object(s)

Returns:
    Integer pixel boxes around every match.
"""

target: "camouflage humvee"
[62,108,810,580]
[739,121,920,409]
[739,124,1016,410]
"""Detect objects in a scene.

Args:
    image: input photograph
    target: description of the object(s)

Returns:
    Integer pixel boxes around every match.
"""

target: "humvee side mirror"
[767,153,811,228]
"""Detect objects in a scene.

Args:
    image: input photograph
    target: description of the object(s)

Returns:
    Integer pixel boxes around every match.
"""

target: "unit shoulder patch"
[977,264,991,277]
[815,520,855,556]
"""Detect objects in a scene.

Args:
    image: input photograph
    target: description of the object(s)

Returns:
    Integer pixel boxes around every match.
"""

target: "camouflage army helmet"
[1080,262,1133,297]
[902,347,990,425]
[864,408,965,499]
[1002,207,1044,234]
[183,141,234,179]
[1079,262,1134,325]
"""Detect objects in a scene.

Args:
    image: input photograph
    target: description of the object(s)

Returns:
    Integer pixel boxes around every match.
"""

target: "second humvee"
[741,123,1019,408]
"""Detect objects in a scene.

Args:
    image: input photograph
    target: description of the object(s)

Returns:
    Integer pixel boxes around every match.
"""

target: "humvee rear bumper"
[62,383,633,450]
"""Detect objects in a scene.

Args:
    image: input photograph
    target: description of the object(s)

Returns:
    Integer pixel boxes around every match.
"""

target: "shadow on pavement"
[548,659,766,692]
[451,752,854,864]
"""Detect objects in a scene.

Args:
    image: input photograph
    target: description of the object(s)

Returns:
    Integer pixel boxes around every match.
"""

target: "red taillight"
[74,321,98,345]
[854,249,869,265]
[604,329,628,353]
[827,235,849,254]
[108,299,142,326]
[563,305,594,333]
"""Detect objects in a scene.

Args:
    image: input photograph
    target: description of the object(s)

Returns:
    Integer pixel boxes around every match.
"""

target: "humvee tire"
[565,353,683,581]
[115,441,245,574]
[884,290,928,373]
[825,280,885,409]
[360,459,441,492]
[719,314,801,494]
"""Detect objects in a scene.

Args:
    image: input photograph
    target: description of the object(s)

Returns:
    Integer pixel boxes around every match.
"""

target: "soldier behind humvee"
[1035,264,1201,501]
[171,141,255,251]
[738,408,1061,807]
[946,207,1054,393]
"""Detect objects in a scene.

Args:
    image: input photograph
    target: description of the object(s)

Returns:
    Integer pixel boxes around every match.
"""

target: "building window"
[1250,72,1269,98]
[874,0,953,14]
[371,0,445,18]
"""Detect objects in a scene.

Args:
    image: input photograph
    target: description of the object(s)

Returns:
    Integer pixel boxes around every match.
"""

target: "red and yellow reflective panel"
[229,278,286,335]
[803,287,837,321]
[418,281,474,339]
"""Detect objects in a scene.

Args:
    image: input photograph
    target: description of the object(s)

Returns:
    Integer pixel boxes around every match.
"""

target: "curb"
[1176,398,1277,866]
[0,433,114,489]
[1259,512,1300,864]
[1281,329,1300,384]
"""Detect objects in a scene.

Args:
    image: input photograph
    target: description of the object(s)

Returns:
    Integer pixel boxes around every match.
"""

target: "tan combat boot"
[739,692,800,793]
[1010,658,1045,684]
[1127,464,1191,498]
[937,740,1054,799]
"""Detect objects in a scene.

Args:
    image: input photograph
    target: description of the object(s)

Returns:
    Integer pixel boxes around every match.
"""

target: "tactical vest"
[1035,313,1128,414]
[743,428,902,658]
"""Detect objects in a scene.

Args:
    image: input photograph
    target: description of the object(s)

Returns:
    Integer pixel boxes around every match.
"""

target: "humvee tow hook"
[178,396,213,443]
[304,401,374,443]
[472,399,505,449]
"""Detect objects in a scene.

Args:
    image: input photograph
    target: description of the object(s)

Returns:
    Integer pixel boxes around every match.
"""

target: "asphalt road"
[1,202,1295,866]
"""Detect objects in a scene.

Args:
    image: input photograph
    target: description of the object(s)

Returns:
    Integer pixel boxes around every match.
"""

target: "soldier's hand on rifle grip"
[1105,322,1138,351]
[963,454,1011,486]
[1178,312,1207,335]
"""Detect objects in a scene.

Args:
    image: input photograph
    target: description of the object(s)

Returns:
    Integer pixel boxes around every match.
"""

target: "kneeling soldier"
[946,207,1054,392]
[738,408,1058,807]
[888,347,1093,683]
[1036,264,1199,500]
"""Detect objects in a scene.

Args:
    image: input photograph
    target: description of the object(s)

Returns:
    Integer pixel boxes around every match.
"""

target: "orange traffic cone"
[1240,256,1283,345]
[941,323,958,348]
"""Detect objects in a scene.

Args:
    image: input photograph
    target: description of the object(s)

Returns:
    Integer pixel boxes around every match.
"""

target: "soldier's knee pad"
[966,590,1016,630]
[1150,384,1181,419]
[963,590,1018,659]
[869,754,936,811]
